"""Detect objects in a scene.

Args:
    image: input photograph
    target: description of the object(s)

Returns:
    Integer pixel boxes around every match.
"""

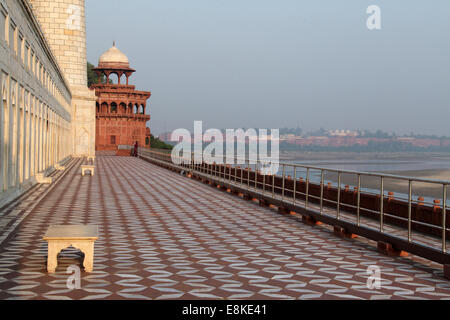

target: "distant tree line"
[150,135,173,150]
[359,130,394,138]
[279,127,303,136]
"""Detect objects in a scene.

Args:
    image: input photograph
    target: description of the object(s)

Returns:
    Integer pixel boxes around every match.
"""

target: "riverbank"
[322,170,448,200]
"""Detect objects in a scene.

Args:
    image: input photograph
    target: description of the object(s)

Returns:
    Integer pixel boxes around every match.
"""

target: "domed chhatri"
[91,43,151,150]
[98,42,130,69]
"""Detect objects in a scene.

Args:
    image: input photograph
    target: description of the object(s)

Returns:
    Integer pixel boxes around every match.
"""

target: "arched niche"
[110,102,117,113]
[119,102,127,114]
[101,102,108,113]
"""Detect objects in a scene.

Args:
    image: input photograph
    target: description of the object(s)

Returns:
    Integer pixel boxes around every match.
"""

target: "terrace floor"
[0,154,449,300]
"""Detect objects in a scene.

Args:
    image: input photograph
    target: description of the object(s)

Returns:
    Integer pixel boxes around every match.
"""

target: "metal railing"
[138,148,450,265]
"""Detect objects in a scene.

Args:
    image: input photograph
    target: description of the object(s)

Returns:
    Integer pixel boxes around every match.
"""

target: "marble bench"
[35,173,52,184]
[54,163,66,171]
[43,225,99,273]
[81,165,95,176]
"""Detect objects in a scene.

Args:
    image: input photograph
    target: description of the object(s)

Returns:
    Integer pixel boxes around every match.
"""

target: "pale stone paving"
[0,154,449,300]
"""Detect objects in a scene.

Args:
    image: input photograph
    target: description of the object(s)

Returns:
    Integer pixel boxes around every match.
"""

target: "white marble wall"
[0,0,72,207]
[29,0,96,159]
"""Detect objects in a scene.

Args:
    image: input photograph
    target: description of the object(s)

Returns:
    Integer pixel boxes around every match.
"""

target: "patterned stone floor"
[0,154,449,300]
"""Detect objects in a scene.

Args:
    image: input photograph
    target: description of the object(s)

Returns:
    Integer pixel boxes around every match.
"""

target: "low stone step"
[116,149,132,157]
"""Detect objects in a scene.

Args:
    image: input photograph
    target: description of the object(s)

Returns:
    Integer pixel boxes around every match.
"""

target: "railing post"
[337,172,341,220]
[263,171,266,195]
[443,184,447,253]
[293,166,296,204]
[357,174,361,226]
[225,162,228,181]
[282,164,286,200]
[272,172,275,197]
[380,176,384,232]
[408,180,412,242]
[320,170,324,215]
[247,160,250,188]
[223,155,226,183]
[305,168,310,209]
[255,163,258,191]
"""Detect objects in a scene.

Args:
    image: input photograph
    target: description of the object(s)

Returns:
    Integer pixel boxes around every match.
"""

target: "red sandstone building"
[90,44,151,150]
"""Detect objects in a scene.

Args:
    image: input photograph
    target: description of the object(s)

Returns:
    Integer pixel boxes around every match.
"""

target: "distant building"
[328,129,359,137]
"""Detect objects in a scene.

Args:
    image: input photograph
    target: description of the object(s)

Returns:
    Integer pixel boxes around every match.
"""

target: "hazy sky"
[86,0,450,136]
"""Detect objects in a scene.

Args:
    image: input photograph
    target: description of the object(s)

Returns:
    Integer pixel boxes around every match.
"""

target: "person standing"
[133,141,139,157]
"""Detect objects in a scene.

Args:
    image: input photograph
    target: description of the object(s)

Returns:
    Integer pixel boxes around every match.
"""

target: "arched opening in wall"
[96,102,100,113]
[1,79,9,191]
[49,113,53,166]
[29,97,35,178]
[19,90,24,184]
[145,137,149,146]
[25,93,30,181]
[120,73,126,85]
[39,103,43,173]
[134,104,139,114]
[112,73,120,85]
[140,104,145,114]
[119,102,127,114]
[96,72,104,84]
[56,116,60,164]
[101,102,108,113]
[11,85,17,188]
[104,72,110,85]
[110,102,117,114]
[128,103,133,114]
[46,117,49,169]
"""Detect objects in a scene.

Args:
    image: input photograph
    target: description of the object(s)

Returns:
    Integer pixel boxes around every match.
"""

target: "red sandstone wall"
[96,117,148,150]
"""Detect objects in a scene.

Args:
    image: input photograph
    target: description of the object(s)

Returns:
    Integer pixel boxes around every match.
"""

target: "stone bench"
[54,163,66,171]
[81,165,95,176]
[43,225,99,273]
[35,173,52,184]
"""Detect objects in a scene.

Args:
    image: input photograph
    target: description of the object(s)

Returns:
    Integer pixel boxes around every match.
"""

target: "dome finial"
[98,43,130,68]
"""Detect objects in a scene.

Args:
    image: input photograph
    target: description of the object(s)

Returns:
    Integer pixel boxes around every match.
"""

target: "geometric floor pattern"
[0,154,449,300]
